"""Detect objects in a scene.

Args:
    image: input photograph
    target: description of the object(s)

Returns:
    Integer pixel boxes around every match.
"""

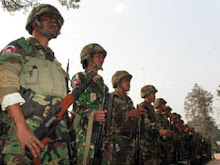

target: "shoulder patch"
[2,45,16,55]
[71,78,79,88]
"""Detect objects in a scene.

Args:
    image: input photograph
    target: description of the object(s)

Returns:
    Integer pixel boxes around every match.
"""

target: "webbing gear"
[25,72,95,165]
[83,111,95,165]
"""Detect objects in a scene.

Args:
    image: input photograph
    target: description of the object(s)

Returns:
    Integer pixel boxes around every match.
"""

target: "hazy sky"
[0,0,220,124]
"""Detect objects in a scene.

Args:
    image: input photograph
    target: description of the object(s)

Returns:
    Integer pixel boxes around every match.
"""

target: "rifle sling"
[83,111,95,165]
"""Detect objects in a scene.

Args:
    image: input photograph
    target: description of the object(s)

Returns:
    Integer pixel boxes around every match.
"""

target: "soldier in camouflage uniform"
[137,85,161,165]
[110,70,145,165]
[71,43,110,164]
[154,98,175,165]
[0,4,71,164]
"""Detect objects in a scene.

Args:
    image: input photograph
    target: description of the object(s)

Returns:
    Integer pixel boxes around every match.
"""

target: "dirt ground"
[213,153,220,160]
[207,153,220,165]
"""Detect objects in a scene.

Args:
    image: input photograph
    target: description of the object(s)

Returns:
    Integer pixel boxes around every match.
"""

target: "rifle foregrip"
[29,138,50,165]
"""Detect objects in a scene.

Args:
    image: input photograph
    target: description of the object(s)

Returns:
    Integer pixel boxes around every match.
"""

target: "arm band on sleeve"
[1,92,25,111]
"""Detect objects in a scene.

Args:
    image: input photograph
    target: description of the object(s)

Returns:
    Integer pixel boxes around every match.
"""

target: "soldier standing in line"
[137,85,161,165]
[0,4,71,164]
[110,70,145,165]
[71,43,110,164]
[154,98,175,165]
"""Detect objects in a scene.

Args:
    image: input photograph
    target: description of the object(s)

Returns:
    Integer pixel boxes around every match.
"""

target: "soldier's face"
[147,92,156,103]
[39,14,59,33]
[92,53,105,68]
[119,77,131,92]
[161,104,166,111]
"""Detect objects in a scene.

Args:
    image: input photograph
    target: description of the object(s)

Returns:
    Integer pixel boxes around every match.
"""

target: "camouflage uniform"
[110,71,136,165]
[71,43,108,165]
[154,98,170,165]
[0,4,70,164]
[138,101,160,165]
[138,85,160,165]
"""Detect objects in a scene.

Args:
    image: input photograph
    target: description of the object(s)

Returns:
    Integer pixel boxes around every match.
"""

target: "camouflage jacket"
[111,90,135,137]
[1,37,69,157]
[156,112,168,129]
[0,37,67,103]
[138,101,160,133]
[71,70,107,145]
[138,101,161,160]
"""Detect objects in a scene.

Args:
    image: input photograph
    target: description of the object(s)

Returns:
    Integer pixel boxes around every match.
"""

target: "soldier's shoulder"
[0,37,31,57]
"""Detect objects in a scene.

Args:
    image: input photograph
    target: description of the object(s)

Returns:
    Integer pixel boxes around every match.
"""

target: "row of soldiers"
[0,3,213,165]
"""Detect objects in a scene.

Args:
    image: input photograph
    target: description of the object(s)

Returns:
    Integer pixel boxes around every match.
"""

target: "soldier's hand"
[6,103,44,158]
[94,110,107,122]
[17,124,44,157]
[127,109,145,118]
[159,129,173,137]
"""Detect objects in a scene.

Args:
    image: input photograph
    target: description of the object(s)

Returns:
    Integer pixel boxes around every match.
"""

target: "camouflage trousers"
[141,136,160,165]
[75,137,109,165]
[111,136,135,165]
[1,119,70,165]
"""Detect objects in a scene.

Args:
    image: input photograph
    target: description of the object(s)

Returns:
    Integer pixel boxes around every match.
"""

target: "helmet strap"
[87,55,103,71]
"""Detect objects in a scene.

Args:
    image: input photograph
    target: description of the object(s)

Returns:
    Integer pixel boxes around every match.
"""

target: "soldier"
[138,85,161,165]
[0,4,71,164]
[110,70,145,165]
[71,43,109,164]
[154,98,175,165]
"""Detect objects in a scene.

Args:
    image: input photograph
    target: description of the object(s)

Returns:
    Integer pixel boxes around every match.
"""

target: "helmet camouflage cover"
[26,4,64,35]
[141,85,157,98]
[154,98,167,109]
[112,70,132,88]
[80,43,107,69]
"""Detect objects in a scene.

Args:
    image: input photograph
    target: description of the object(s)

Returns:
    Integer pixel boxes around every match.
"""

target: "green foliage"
[0,0,80,13]
[184,83,217,144]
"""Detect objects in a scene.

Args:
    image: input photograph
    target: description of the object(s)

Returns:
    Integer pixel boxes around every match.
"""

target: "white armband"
[1,93,25,111]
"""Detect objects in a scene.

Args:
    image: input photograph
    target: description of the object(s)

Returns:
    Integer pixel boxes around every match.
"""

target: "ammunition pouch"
[19,87,36,118]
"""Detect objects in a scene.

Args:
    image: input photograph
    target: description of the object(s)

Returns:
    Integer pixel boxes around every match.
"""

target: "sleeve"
[0,41,25,104]
[71,73,96,119]
[112,96,128,123]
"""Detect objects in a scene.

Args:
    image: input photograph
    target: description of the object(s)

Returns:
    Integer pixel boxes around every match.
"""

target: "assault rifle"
[92,86,108,165]
[26,73,94,165]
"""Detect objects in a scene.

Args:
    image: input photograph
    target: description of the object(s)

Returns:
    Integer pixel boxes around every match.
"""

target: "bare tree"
[0,0,80,13]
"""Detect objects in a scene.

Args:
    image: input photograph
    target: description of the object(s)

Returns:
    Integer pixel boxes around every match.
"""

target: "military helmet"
[26,4,64,35]
[80,43,107,69]
[154,98,167,109]
[141,85,157,98]
[112,70,132,88]
[165,106,172,113]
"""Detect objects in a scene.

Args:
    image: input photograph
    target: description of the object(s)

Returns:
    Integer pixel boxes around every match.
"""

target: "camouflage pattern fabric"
[138,101,161,165]
[71,70,108,165]
[0,37,69,164]
[156,111,172,165]
[110,90,136,165]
